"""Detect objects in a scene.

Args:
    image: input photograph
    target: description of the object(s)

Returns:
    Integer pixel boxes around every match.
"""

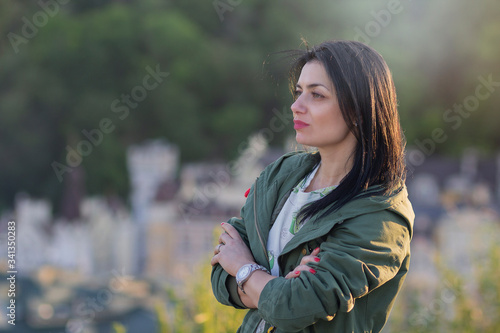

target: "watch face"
[237,265,251,280]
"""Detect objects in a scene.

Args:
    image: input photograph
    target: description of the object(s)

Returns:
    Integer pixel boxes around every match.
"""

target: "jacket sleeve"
[210,211,250,309]
[210,154,294,309]
[257,211,411,331]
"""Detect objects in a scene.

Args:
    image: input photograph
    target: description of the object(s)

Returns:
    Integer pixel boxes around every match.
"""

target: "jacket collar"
[280,185,414,256]
[253,152,414,258]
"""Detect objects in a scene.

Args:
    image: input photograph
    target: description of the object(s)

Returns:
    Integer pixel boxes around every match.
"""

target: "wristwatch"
[236,263,269,294]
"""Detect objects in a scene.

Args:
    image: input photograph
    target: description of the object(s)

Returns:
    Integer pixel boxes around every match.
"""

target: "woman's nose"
[291,95,306,114]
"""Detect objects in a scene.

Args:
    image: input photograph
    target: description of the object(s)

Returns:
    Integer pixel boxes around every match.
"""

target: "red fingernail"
[315,247,320,251]
[294,271,300,275]
[314,257,320,262]
[221,222,224,226]
[309,268,316,274]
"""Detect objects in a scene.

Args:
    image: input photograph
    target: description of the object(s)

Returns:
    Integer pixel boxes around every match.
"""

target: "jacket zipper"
[253,178,268,258]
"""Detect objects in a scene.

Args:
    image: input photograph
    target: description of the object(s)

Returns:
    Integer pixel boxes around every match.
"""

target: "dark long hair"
[290,40,407,221]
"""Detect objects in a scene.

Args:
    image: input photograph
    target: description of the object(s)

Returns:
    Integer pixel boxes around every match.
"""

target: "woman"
[210,40,414,333]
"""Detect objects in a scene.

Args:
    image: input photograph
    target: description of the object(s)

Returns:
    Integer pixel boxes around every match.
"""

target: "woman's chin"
[295,135,309,146]
[295,139,317,149]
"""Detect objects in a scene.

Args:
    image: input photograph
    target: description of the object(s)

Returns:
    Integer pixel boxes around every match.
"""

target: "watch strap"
[236,264,269,294]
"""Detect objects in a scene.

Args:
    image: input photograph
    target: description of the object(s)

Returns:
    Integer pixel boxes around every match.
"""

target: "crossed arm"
[210,211,411,332]
[210,222,320,308]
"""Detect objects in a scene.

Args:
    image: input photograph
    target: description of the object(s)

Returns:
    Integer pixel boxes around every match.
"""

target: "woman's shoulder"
[342,184,414,235]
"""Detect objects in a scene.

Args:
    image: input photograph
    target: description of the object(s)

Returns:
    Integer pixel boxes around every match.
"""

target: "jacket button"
[301,248,307,255]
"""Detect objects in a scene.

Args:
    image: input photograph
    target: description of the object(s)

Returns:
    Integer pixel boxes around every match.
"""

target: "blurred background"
[0,0,499,332]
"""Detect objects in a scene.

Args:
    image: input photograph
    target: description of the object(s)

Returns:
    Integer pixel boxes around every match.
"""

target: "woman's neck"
[305,147,354,192]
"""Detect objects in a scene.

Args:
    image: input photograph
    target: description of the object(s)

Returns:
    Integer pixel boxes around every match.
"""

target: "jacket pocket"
[305,237,326,254]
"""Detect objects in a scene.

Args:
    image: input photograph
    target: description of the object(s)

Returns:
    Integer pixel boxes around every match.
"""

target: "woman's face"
[291,61,357,154]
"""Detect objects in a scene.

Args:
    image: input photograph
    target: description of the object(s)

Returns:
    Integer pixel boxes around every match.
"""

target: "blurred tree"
[1,0,500,213]
[0,0,313,213]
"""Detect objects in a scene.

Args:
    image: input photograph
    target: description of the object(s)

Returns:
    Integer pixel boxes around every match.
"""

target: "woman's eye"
[294,90,324,99]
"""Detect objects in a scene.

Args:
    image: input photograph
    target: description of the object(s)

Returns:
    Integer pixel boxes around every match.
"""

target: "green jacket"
[211,152,414,333]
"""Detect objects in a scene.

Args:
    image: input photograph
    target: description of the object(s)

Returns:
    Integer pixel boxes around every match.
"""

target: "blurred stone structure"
[399,148,500,327]
[9,194,135,278]
[4,140,500,292]
[15,194,52,274]
[80,198,135,277]
[127,139,179,225]
[127,139,179,275]
[143,134,283,283]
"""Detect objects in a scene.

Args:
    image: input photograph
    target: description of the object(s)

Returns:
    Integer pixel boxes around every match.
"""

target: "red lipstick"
[293,120,309,129]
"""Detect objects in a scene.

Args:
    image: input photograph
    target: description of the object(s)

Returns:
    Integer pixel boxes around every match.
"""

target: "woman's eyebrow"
[296,83,330,90]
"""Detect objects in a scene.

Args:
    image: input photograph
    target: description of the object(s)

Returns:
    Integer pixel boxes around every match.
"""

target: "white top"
[266,163,337,276]
[256,164,336,332]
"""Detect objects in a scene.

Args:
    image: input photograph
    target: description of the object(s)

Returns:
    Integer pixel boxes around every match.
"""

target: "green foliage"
[112,321,127,333]
[161,259,247,333]
[0,1,304,211]
[157,227,246,332]
[154,300,172,333]
[475,246,500,331]
[1,0,500,212]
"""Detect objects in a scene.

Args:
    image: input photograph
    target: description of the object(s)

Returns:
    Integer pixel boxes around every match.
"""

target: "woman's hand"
[284,247,321,279]
[210,223,256,276]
